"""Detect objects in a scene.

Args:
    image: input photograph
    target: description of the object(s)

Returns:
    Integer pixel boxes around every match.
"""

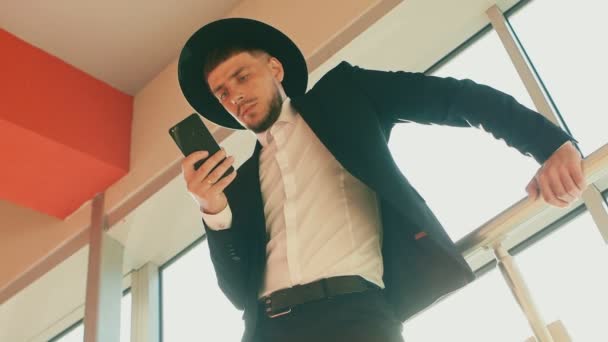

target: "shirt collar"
[255,97,297,147]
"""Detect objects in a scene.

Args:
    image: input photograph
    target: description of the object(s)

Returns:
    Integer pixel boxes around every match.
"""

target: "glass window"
[120,292,132,342]
[515,212,608,341]
[49,291,132,342]
[402,269,534,341]
[508,0,608,156]
[161,239,244,341]
[388,28,541,241]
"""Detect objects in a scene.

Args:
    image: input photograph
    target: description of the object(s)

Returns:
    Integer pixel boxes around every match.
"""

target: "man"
[177,18,585,342]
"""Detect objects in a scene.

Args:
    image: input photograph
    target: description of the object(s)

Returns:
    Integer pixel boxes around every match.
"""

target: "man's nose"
[231,94,244,106]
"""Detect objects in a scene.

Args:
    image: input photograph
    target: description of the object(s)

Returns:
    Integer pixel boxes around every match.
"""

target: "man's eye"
[239,74,248,81]
[219,93,226,101]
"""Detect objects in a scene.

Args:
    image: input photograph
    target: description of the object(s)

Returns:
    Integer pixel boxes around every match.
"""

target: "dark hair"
[203,44,268,81]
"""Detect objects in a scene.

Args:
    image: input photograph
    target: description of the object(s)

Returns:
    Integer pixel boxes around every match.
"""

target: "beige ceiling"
[0,0,242,95]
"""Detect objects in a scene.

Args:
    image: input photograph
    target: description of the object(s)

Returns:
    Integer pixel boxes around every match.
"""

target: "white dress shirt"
[202,98,385,299]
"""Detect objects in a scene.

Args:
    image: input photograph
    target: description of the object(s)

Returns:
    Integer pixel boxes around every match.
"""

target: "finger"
[569,160,587,193]
[548,170,572,206]
[182,150,209,180]
[537,172,569,207]
[525,177,539,200]
[210,169,238,193]
[559,167,582,200]
[192,149,227,183]
[551,168,576,203]
[204,155,235,185]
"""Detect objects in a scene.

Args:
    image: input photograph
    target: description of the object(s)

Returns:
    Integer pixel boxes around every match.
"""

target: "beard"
[248,87,283,134]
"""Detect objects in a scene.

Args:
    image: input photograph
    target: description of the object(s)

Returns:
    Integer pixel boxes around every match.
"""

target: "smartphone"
[169,113,235,178]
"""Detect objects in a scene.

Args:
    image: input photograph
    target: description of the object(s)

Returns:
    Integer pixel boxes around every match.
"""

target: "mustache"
[238,99,257,117]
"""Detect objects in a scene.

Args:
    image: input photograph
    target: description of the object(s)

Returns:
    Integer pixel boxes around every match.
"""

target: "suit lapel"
[291,94,378,193]
[225,141,265,241]
[291,95,350,171]
[249,141,265,236]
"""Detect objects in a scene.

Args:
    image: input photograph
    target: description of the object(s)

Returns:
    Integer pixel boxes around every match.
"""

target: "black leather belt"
[259,275,380,318]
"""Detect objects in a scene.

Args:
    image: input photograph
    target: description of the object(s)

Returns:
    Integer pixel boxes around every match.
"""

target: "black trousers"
[252,288,405,342]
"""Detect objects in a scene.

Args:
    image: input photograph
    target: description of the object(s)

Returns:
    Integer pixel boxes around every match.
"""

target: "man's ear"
[268,57,285,83]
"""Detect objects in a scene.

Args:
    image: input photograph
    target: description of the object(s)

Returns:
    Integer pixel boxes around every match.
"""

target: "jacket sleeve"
[348,63,577,164]
[203,214,249,310]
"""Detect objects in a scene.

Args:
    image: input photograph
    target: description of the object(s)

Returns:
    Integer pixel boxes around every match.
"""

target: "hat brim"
[178,18,308,130]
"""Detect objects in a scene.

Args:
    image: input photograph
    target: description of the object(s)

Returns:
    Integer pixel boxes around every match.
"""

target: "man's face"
[207,51,286,133]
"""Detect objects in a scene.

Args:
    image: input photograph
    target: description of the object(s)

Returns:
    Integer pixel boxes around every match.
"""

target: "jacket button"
[232,256,241,261]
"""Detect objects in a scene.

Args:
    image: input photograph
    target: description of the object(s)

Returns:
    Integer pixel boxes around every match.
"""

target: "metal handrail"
[457,143,608,256]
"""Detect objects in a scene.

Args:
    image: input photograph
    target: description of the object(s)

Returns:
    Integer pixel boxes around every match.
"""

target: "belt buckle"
[263,297,292,319]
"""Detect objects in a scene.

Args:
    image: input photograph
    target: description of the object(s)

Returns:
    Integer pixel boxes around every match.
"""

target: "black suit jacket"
[202,61,574,341]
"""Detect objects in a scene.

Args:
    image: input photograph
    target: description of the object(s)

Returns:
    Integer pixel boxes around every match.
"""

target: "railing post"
[581,185,608,243]
[131,262,160,342]
[83,193,124,342]
[493,243,554,342]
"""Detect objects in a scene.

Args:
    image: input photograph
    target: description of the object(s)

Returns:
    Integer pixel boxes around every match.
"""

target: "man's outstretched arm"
[349,63,586,207]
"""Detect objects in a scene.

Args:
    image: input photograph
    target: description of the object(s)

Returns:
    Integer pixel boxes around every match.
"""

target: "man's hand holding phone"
[181,149,237,214]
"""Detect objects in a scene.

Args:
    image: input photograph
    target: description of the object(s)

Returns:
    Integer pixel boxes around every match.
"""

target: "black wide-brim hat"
[178,18,308,130]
